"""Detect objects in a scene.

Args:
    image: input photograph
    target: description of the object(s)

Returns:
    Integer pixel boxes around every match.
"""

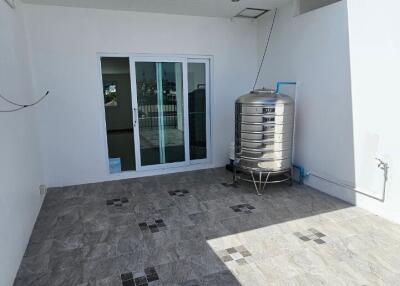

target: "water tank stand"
[233,165,293,195]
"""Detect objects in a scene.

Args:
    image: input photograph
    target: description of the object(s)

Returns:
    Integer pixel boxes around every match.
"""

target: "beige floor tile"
[255,255,302,281]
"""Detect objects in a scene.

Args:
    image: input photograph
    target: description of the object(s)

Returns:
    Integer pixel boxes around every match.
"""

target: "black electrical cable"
[0,106,25,113]
[0,90,50,112]
[252,8,278,91]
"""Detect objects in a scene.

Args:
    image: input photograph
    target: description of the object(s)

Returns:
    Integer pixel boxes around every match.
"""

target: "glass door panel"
[135,62,185,167]
[188,62,207,160]
[100,57,136,173]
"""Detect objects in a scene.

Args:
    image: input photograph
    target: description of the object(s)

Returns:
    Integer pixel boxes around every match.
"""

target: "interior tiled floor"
[14,168,400,286]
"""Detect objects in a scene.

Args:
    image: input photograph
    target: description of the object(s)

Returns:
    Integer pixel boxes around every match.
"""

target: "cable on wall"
[4,0,16,9]
[252,8,278,91]
[0,91,50,112]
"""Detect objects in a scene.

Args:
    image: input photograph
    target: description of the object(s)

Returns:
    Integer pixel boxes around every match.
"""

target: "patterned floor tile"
[13,168,400,286]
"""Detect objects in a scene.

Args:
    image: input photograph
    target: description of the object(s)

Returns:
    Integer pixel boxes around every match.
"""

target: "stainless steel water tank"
[235,88,294,172]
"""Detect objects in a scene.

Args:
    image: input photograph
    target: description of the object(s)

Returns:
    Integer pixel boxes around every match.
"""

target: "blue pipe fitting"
[293,164,305,185]
[276,81,297,94]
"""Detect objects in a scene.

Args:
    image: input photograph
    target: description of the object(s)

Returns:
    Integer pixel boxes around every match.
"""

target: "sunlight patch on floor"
[206,207,400,285]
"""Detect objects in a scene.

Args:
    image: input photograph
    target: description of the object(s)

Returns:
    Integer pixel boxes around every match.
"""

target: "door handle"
[133,108,138,127]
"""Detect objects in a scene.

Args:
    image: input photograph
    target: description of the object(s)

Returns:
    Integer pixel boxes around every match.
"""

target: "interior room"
[1,0,400,285]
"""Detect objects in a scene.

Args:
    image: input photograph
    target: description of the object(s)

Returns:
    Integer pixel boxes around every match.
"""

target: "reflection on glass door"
[135,62,185,167]
[100,57,136,173]
[188,62,208,160]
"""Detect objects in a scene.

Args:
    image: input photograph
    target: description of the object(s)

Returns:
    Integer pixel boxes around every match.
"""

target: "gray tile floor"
[14,168,400,286]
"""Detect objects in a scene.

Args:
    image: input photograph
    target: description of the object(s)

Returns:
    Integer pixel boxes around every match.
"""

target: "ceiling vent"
[235,8,269,19]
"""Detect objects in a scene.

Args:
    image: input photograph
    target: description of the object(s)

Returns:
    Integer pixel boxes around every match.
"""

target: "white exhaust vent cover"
[235,8,269,19]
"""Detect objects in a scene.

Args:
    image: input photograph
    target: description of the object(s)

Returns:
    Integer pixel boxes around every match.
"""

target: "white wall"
[22,4,259,187]
[0,1,44,285]
[257,0,354,181]
[257,2,356,207]
[257,0,400,224]
[256,5,296,89]
[345,0,400,223]
[291,1,355,188]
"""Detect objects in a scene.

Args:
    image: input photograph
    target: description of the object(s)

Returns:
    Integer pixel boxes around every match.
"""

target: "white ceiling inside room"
[20,0,291,18]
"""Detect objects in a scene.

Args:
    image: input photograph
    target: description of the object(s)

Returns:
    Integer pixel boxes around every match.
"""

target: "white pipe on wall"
[307,158,389,202]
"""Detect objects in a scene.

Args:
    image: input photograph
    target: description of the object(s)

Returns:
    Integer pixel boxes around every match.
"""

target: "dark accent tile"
[144,267,156,275]
[134,276,148,285]
[236,258,247,265]
[314,238,326,244]
[121,272,133,281]
[113,199,120,202]
[182,190,189,194]
[315,232,326,238]
[244,210,252,214]
[300,236,311,241]
[139,223,148,231]
[240,250,252,257]
[293,232,303,237]
[106,200,114,205]
[147,273,159,282]
[226,247,237,254]
[121,197,129,203]
[148,224,159,233]
[247,205,256,210]
[221,255,233,262]
[122,279,135,286]
[155,219,166,228]
[168,191,176,196]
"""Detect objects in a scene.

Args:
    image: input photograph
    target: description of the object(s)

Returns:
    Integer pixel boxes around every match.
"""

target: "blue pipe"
[293,165,306,184]
[276,81,297,94]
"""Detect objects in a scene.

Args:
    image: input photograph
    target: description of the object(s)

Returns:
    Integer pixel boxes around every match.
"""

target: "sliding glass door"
[100,55,210,173]
[133,60,187,169]
[100,57,136,173]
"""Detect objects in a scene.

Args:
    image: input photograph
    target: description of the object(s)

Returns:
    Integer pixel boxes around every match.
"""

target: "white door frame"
[187,58,211,165]
[130,55,190,171]
[98,53,212,175]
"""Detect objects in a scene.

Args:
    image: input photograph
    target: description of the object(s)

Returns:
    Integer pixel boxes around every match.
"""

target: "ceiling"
[20,0,291,18]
